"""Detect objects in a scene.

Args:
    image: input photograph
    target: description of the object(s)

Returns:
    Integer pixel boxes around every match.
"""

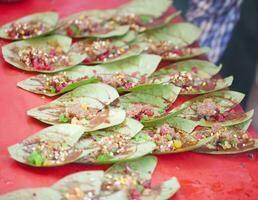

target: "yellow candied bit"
[80,103,88,111]
[74,187,84,197]
[71,117,80,125]
[174,140,182,149]
[56,46,63,53]
[43,159,53,166]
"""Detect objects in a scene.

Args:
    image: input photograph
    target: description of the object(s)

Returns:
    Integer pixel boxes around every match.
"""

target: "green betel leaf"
[0,12,59,40]
[2,35,86,73]
[139,22,201,47]
[234,119,252,131]
[137,119,213,154]
[154,59,222,79]
[101,156,180,199]
[27,83,126,131]
[90,117,144,138]
[106,156,157,181]
[162,47,209,61]
[17,54,161,96]
[201,109,254,127]
[8,124,85,167]
[193,123,258,155]
[117,0,171,17]
[141,177,180,200]
[0,188,61,200]
[57,9,130,38]
[141,11,181,33]
[52,171,104,199]
[76,139,156,164]
[101,156,157,197]
[180,76,234,95]
[118,84,180,123]
[173,90,245,125]
[100,191,128,200]
[95,53,161,76]
[164,117,201,133]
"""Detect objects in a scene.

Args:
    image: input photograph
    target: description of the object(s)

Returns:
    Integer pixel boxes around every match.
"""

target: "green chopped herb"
[136,184,145,193]
[70,25,81,36]
[49,86,56,94]
[61,143,69,149]
[166,135,172,140]
[96,154,112,162]
[158,107,165,114]
[27,151,45,166]
[140,116,149,122]
[134,133,151,142]
[140,15,152,23]
[58,114,70,123]
[111,148,118,153]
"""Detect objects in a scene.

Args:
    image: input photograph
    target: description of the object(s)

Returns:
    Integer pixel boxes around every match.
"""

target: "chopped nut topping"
[5,20,51,39]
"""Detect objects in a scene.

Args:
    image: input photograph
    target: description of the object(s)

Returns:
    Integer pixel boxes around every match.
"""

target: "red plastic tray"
[0,1,257,199]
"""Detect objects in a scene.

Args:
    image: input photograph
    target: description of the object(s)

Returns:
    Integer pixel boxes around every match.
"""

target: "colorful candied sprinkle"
[111,14,154,32]
[143,124,198,153]
[65,15,113,37]
[23,139,81,166]
[35,73,89,94]
[179,98,246,122]
[15,45,69,71]
[169,72,217,93]
[81,134,134,162]
[62,187,96,200]
[126,103,158,121]
[73,39,130,63]
[195,124,253,151]
[5,20,51,39]
[97,72,140,89]
[102,165,152,199]
[145,40,195,58]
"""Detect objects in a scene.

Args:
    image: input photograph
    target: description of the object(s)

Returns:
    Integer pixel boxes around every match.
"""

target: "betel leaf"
[0,188,61,200]
[163,117,201,133]
[100,191,128,200]
[163,47,209,61]
[17,54,161,96]
[57,9,130,38]
[83,43,148,64]
[90,117,144,138]
[52,171,104,198]
[138,22,202,47]
[180,76,234,95]
[0,12,59,40]
[118,84,180,124]
[154,135,214,154]
[94,54,161,77]
[105,156,157,181]
[153,59,222,79]
[201,109,254,127]
[116,0,172,17]
[173,90,245,122]
[193,122,258,155]
[76,141,156,165]
[119,84,180,107]
[141,177,180,200]
[100,156,157,197]
[142,11,181,33]
[8,124,85,167]
[27,83,126,131]
[2,35,86,73]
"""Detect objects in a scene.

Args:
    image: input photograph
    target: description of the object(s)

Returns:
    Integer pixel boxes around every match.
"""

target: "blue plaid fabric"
[186,0,242,63]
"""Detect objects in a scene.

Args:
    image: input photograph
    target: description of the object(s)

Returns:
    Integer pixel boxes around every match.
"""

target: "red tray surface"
[0,1,257,199]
